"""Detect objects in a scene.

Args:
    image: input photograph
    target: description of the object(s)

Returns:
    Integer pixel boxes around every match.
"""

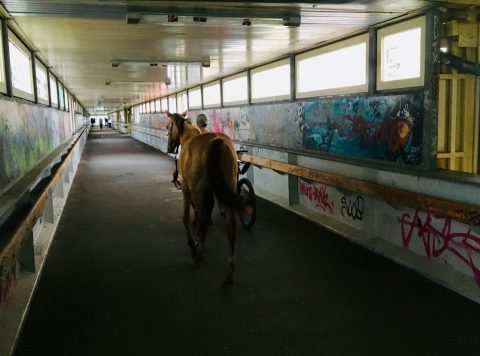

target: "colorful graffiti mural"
[299,94,423,164]
[138,113,170,130]
[136,93,423,166]
[0,99,70,192]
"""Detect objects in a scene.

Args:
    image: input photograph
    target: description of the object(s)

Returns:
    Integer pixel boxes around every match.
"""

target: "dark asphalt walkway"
[14,128,480,355]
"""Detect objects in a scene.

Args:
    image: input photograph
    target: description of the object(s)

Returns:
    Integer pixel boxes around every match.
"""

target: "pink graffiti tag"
[398,210,480,286]
[299,180,334,213]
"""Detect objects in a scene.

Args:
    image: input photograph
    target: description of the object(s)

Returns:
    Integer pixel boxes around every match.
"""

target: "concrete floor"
[14,128,480,355]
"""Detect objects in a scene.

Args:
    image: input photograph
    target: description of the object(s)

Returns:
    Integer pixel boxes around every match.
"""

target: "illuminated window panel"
[188,87,202,109]
[168,95,177,112]
[203,81,221,108]
[58,82,65,110]
[251,58,291,103]
[177,91,188,112]
[223,72,248,105]
[377,16,425,90]
[0,27,6,93]
[35,60,49,104]
[155,99,161,112]
[9,31,34,101]
[296,34,368,98]
[49,74,58,106]
[65,91,69,111]
[161,97,168,112]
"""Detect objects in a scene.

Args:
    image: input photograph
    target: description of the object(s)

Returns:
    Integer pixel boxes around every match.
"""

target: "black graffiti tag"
[341,195,364,221]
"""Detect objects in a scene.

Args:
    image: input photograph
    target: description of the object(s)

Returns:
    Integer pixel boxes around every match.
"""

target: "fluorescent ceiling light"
[126,13,300,27]
[105,81,164,85]
[111,59,210,68]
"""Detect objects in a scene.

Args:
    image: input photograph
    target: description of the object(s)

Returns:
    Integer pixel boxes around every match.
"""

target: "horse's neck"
[180,125,200,146]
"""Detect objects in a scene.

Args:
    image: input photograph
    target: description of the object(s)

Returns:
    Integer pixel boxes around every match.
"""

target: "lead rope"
[172,147,182,190]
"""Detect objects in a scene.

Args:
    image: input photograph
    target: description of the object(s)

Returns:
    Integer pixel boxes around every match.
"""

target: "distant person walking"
[99,118,103,130]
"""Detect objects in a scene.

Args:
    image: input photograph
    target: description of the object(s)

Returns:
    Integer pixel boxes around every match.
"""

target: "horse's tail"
[207,138,244,211]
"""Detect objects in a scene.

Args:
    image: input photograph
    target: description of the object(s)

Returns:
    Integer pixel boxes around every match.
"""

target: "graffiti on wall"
[340,194,364,221]
[398,209,480,286]
[252,147,288,162]
[0,253,16,306]
[0,100,70,191]
[299,94,423,164]
[248,104,302,148]
[138,113,170,130]
[299,179,334,213]
[298,178,364,228]
[137,93,424,166]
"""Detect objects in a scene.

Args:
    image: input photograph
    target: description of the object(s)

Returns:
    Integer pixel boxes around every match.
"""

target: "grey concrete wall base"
[0,137,87,356]
[364,238,480,304]
[258,190,480,304]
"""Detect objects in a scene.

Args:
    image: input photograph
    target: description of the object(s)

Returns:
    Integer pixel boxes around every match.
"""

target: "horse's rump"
[180,132,241,210]
[206,137,243,210]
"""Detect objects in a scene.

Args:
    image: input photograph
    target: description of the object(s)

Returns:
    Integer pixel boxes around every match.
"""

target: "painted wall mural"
[138,113,169,130]
[137,93,423,166]
[0,99,71,192]
[248,103,302,148]
[300,94,423,164]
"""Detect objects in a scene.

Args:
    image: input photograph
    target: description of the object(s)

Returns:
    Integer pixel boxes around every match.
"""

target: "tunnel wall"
[0,97,73,194]
[131,93,480,303]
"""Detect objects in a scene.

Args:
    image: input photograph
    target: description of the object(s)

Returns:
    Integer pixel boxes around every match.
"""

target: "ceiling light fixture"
[105,81,164,85]
[111,59,210,68]
[125,12,300,28]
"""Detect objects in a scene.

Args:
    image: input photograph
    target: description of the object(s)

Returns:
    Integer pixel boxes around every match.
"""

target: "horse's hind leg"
[182,186,196,259]
[223,208,237,286]
[192,195,207,264]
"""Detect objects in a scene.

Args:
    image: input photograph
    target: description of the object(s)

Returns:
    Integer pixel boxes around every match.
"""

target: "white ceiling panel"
[1,0,438,113]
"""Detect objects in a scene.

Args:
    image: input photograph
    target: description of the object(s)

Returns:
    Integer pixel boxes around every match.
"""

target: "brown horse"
[166,111,247,285]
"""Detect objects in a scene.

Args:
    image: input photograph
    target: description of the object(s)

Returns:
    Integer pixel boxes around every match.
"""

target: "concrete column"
[63,169,70,185]
[19,232,36,273]
[43,188,55,224]
[288,153,299,206]
[422,9,442,170]
[56,176,65,199]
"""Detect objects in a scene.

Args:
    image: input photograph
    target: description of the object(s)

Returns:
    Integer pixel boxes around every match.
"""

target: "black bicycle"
[219,150,257,229]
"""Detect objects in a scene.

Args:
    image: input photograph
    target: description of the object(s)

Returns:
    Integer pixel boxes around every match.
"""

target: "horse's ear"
[166,111,173,118]
[181,111,188,118]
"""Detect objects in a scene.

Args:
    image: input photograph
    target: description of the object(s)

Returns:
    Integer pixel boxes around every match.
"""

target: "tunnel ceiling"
[0,0,458,114]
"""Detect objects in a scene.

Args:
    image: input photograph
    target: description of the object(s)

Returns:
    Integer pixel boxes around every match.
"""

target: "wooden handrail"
[0,126,88,298]
[239,153,480,226]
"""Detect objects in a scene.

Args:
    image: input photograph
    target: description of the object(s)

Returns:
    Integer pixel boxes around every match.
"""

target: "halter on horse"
[166,111,247,285]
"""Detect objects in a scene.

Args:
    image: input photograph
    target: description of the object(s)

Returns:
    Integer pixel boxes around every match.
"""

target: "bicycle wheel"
[237,178,256,229]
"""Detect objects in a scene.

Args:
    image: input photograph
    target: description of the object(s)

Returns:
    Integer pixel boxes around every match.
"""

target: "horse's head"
[166,111,188,153]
